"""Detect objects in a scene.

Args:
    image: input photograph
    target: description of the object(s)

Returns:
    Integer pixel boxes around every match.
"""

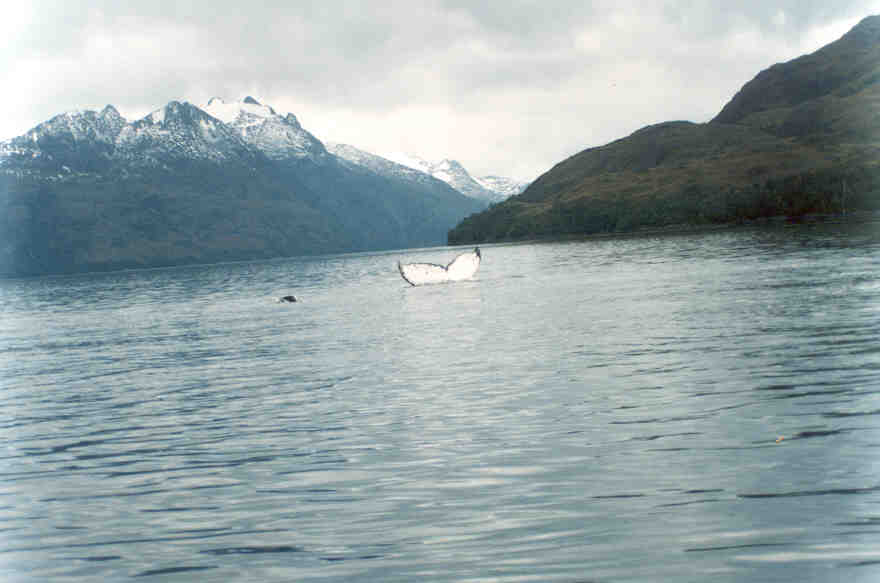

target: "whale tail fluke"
[398,247,481,286]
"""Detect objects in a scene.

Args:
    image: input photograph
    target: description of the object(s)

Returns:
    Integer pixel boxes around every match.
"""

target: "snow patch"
[383,151,432,174]
[203,96,276,125]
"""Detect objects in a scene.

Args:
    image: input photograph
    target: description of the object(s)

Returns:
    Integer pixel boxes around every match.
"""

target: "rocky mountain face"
[449,15,880,244]
[0,97,484,276]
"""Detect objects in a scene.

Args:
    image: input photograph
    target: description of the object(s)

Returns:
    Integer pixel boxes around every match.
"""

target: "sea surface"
[1,220,880,582]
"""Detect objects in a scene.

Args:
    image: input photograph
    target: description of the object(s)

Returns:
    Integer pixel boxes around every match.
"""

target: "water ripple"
[2,222,880,582]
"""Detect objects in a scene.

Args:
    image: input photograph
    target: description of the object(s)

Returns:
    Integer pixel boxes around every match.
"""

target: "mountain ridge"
[448,15,880,244]
[381,152,528,203]
[713,14,880,126]
[0,97,485,275]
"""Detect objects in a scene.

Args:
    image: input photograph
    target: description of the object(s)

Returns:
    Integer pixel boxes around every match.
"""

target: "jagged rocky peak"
[100,104,122,119]
[140,100,212,127]
[242,96,260,105]
[18,105,127,146]
[110,99,258,169]
[97,104,126,136]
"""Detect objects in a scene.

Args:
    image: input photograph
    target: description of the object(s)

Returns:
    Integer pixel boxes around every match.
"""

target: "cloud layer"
[4,1,878,180]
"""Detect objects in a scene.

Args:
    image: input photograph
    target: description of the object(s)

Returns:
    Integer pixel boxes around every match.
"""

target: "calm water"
[1,220,880,582]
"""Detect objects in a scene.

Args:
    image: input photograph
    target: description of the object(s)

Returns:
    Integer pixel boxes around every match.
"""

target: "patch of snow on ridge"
[475,174,531,198]
[328,143,445,186]
[203,96,275,125]
[203,97,241,123]
[382,151,433,174]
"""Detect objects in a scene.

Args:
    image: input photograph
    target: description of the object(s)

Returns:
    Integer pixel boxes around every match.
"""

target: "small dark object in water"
[279,295,298,303]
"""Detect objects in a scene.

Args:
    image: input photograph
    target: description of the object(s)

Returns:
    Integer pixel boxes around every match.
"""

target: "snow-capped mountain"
[1,97,525,202]
[1,105,126,172]
[327,143,464,191]
[475,175,531,199]
[13,105,127,149]
[115,100,259,167]
[0,97,485,276]
[2,97,329,175]
[381,152,525,203]
[202,96,328,162]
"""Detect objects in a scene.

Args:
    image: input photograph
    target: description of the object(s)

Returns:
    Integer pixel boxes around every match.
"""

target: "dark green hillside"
[0,166,336,275]
[713,15,880,127]
[449,15,880,245]
[0,156,484,275]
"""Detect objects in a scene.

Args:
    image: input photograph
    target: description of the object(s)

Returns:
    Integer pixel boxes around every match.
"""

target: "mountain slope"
[449,15,880,244]
[0,98,485,276]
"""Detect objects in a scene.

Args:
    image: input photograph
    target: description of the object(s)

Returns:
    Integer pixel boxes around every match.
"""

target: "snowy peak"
[382,152,519,202]
[115,100,255,166]
[98,105,126,134]
[1,104,128,172]
[475,175,531,199]
[19,106,127,147]
[430,158,472,186]
[202,97,324,161]
[2,97,524,193]
[383,151,433,175]
[2,97,328,172]
[131,100,240,142]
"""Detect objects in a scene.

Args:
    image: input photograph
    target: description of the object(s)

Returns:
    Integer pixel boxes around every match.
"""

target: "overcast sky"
[3,1,878,181]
